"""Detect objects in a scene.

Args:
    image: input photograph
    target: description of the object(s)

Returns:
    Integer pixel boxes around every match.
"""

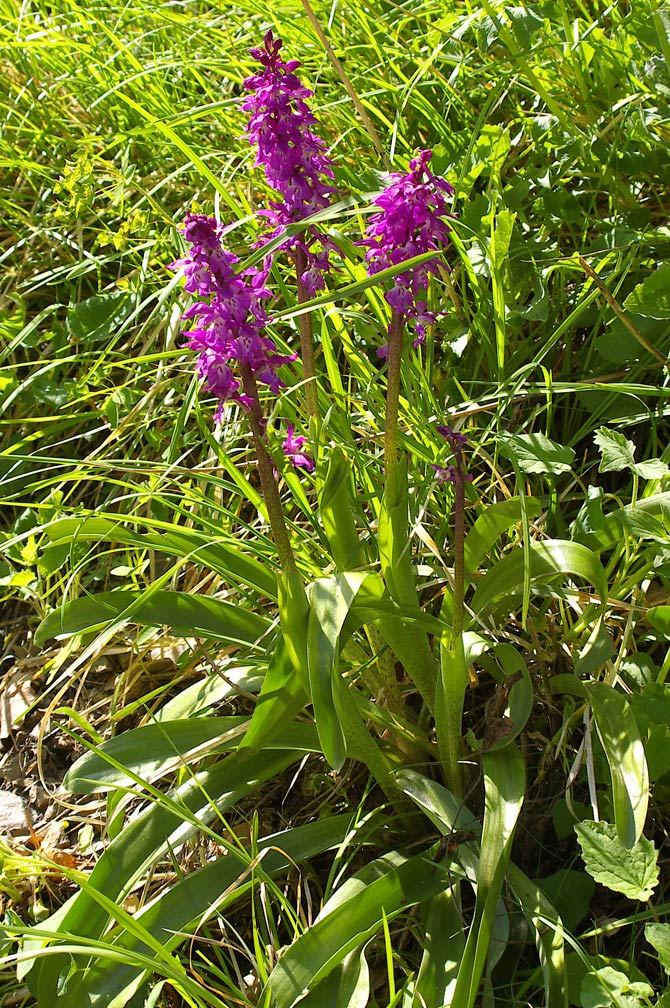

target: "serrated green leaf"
[645,923,670,974]
[498,433,574,475]
[624,262,670,319]
[635,459,669,480]
[574,821,658,900]
[594,428,637,473]
[581,966,653,1008]
[593,428,668,481]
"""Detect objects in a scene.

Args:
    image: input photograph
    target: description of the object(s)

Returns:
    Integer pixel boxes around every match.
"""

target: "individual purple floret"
[434,424,471,486]
[170,213,295,421]
[437,425,468,451]
[282,424,315,473]
[362,149,454,345]
[242,31,338,295]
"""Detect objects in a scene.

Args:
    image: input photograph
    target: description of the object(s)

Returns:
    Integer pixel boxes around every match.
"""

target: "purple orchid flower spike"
[170,213,295,421]
[362,149,454,346]
[242,30,339,295]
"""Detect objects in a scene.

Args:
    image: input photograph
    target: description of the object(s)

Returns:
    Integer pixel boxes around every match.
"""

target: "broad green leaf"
[67,292,132,343]
[450,744,525,1008]
[278,570,310,694]
[306,572,372,770]
[35,590,270,647]
[65,718,321,793]
[396,768,481,836]
[584,683,648,848]
[506,865,568,1008]
[594,428,637,472]
[295,949,370,1008]
[70,817,353,1008]
[645,923,670,974]
[265,851,454,1008]
[470,540,608,616]
[574,821,659,900]
[647,605,670,638]
[624,262,670,319]
[240,638,308,754]
[43,516,277,599]
[412,889,464,1008]
[463,496,541,576]
[435,638,469,794]
[581,966,653,1008]
[154,666,263,722]
[317,447,368,570]
[398,770,567,1008]
[497,433,574,476]
[473,644,533,751]
[379,458,419,609]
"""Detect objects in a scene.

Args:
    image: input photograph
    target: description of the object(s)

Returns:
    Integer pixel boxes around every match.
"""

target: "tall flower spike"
[362,149,454,346]
[171,213,295,421]
[242,30,339,296]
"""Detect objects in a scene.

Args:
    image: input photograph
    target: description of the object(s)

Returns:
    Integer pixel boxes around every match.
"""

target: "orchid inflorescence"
[242,30,339,297]
[171,32,455,478]
[362,149,454,349]
[170,213,294,422]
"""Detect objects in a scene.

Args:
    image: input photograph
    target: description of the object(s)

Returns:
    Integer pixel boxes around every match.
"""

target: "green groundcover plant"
[3,3,670,1008]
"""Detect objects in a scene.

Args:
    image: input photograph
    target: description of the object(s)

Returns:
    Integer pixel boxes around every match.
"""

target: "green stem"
[438,454,468,797]
[384,309,404,483]
[293,246,320,419]
[240,365,297,576]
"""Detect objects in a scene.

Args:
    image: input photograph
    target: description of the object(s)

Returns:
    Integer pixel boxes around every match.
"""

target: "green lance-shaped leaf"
[470,539,608,616]
[398,769,567,1008]
[306,572,374,770]
[35,589,271,647]
[43,516,277,599]
[264,851,454,1008]
[317,446,368,570]
[450,743,525,1008]
[584,683,649,848]
[505,866,568,1008]
[463,496,542,578]
[65,718,322,794]
[293,949,370,1008]
[71,816,354,1008]
[378,455,419,609]
[399,773,564,1008]
[412,888,465,1008]
[278,569,311,694]
[240,636,308,755]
